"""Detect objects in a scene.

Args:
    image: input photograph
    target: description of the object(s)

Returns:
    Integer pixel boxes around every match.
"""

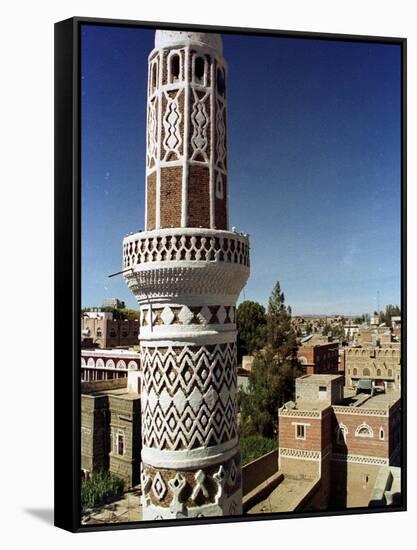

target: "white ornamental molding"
[162,90,183,160]
[332,405,388,417]
[147,97,158,168]
[123,229,249,269]
[190,89,209,161]
[331,453,389,466]
[279,448,321,461]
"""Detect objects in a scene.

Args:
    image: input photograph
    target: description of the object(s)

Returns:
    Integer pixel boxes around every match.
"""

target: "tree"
[266,281,298,363]
[239,347,298,438]
[236,301,267,362]
[238,281,301,439]
[378,305,401,326]
[102,306,140,320]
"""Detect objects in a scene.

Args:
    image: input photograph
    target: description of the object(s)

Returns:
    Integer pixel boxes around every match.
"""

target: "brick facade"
[81,380,141,488]
[297,342,339,375]
[344,347,401,390]
[160,167,183,228]
[278,374,401,509]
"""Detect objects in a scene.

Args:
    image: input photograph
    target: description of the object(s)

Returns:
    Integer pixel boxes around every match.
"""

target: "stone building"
[278,374,401,509]
[344,347,401,391]
[122,30,250,519]
[297,341,339,375]
[355,326,392,347]
[81,349,141,382]
[81,372,141,488]
[81,310,139,348]
[102,298,126,309]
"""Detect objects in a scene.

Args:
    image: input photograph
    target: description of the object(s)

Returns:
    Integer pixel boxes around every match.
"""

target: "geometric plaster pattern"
[141,452,241,510]
[140,304,235,327]
[141,343,238,450]
[123,230,249,269]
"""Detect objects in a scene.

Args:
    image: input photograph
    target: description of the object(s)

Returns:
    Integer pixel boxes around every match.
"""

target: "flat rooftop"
[298,374,343,383]
[247,477,318,514]
[90,387,139,400]
[339,390,400,410]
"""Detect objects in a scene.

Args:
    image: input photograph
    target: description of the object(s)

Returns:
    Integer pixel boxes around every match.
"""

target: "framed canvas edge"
[53,15,407,534]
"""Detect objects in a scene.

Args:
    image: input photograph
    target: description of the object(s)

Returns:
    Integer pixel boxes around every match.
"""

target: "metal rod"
[108,268,133,278]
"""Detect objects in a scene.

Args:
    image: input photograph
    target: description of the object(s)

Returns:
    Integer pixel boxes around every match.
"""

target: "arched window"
[363,367,370,377]
[96,328,102,337]
[355,423,373,438]
[336,423,348,444]
[216,174,224,199]
[195,56,205,82]
[376,368,381,376]
[388,369,393,377]
[151,62,158,92]
[170,54,180,82]
[353,368,357,376]
[216,67,225,96]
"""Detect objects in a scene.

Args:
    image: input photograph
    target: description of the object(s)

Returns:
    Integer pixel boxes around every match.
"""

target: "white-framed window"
[216,173,224,199]
[150,61,158,92]
[112,430,125,456]
[295,424,306,440]
[355,423,373,438]
[168,52,181,83]
[336,423,348,444]
[193,55,207,85]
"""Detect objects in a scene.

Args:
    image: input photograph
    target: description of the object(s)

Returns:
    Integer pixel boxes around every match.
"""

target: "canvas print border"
[54,16,407,533]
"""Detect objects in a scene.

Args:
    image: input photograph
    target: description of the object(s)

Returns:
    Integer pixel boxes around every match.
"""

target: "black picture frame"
[54,16,407,533]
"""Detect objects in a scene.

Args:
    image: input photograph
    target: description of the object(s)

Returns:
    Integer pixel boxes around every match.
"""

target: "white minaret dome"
[154,30,223,53]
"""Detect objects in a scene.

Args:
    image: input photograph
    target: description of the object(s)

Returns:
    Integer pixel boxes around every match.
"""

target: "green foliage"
[353,313,371,324]
[239,348,299,438]
[81,471,125,511]
[238,281,301,439]
[237,301,267,362]
[102,307,140,320]
[378,305,401,326]
[240,435,277,466]
[266,281,298,361]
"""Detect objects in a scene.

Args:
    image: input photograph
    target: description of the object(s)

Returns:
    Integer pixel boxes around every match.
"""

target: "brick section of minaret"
[215,176,228,230]
[160,167,183,228]
[187,165,211,228]
[146,173,157,231]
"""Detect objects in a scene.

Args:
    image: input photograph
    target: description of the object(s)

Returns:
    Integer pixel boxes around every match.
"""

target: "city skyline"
[81,25,401,315]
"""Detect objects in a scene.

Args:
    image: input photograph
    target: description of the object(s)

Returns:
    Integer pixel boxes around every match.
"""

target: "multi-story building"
[102,298,126,310]
[297,341,339,375]
[81,348,141,382]
[81,371,141,488]
[278,374,401,509]
[355,326,392,347]
[344,346,401,391]
[81,310,140,348]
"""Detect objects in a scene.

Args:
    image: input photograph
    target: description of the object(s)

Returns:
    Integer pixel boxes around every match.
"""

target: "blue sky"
[81,25,401,315]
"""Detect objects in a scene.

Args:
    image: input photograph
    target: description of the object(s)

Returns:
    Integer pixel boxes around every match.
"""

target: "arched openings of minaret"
[216,66,226,97]
[214,173,228,230]
[215,173,224,199]
[150,60,158,95]
[193,55,208,86]
[168,51,182,84]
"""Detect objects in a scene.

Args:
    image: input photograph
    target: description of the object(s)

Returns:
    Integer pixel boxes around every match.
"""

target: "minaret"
[123,30,250,519]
